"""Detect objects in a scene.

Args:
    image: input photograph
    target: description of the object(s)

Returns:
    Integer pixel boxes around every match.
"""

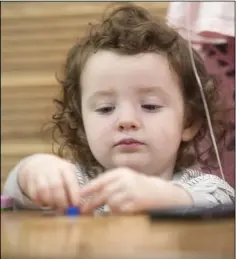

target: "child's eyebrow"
[87,90,115,103]
[87,86,169,103]
[136,86,170,99]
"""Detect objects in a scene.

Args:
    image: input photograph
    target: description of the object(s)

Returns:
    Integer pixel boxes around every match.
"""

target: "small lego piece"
[1,195,13,211]
[66,206,80,216]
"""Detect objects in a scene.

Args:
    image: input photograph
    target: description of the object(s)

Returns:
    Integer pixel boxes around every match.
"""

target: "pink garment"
[167,2,235,44]
[199,40,235,187]
[167,2,235,187]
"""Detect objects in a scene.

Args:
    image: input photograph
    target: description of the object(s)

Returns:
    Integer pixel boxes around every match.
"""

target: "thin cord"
[184,3,226,183]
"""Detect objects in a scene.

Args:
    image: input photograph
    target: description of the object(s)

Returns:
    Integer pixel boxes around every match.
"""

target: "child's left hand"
[80,167,193,213]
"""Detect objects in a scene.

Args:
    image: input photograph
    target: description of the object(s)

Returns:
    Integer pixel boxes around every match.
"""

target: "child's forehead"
[84,50,169,70]
[82,50,179,90]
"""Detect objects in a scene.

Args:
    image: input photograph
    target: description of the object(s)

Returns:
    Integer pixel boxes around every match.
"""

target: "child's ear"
[181,117,202,142]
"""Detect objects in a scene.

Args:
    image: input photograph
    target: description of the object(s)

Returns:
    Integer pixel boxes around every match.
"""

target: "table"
[1,211,234,259]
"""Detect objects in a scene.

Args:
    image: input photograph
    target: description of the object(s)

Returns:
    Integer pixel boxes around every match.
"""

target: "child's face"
[81,50,192,179]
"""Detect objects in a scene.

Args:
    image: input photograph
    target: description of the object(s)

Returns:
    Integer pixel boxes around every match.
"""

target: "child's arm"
[3,155,43,210]
[79,168,234,213]
[173,169,235,207]
[3,154,81,210]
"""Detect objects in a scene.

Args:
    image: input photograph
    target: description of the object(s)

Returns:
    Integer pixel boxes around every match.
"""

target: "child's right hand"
[17,154,80,209]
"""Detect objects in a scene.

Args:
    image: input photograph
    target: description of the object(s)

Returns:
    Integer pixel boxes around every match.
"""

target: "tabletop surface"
[1,211,234,259]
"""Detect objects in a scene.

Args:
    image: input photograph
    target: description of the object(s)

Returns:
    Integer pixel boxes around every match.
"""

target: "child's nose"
[116,107,141,131]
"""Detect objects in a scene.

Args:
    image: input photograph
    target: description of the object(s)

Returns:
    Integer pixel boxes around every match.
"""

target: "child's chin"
[113,155,150,171]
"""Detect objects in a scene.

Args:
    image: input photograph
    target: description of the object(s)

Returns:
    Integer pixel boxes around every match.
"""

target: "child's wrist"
[168,183,194,207]
[150,177,194,208]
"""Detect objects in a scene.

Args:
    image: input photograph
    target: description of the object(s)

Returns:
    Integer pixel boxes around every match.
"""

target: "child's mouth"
[114,138,144,149]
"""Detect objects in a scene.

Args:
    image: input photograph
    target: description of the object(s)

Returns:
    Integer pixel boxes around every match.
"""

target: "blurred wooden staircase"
[1,2,168,190]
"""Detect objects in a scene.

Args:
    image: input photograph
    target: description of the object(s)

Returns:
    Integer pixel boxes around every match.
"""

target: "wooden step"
[1,2,168,19]
[2,89,58,100]
[2,127,50,139]
[1,71,57,87]
[1,100,55,110]
[2,56,65,71]
[1,17,96,33]
[2,110,53,120]
[2,72,59,140]
[2,38,74,51]
[2,140,53,154]
[2,44,68,56]
[1,2,113,19]
[2,54,65,64]
[2,29,81,43]
[2,100,54,112]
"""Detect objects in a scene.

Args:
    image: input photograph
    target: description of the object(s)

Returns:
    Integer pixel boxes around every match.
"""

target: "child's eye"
[141,104,162,112]
[96,106,115,114]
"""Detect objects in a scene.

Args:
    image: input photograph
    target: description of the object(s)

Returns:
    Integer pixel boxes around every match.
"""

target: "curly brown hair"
[51,3,230,177]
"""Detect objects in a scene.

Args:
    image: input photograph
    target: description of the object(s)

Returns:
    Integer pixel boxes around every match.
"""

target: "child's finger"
[61,165,80,206]
[107,192,128,212]
[119,202,136,213]
[81,182,123,212]
[35,176,52,207]
[80,171,119,197]
[26,176,38,203]
[81,194,106,213]
[48,174,68,209]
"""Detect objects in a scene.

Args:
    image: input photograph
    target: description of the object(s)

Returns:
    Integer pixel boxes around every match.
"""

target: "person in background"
[167,2,235,187]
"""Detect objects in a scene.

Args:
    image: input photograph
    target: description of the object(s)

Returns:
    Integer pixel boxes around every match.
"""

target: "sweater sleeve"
[173,169,235,207]
[2,155,43,210]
